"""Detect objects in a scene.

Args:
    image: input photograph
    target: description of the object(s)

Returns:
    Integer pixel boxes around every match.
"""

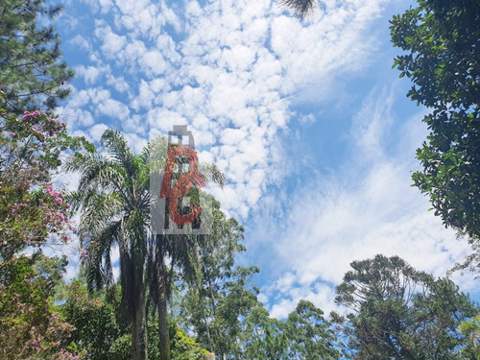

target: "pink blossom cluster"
[20,110,67,138]
[55,349,81,360]
[43,184,71,242]
[45,184,65,206]
[22,110,42,121]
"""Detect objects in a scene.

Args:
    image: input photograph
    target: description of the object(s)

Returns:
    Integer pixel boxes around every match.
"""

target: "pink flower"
[45,184,55,195]
[45,184,64,205]
[22,110,42,121]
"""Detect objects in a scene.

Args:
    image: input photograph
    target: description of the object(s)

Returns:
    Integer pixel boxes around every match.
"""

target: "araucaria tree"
[390,1,480,271]
[335,255,477,359]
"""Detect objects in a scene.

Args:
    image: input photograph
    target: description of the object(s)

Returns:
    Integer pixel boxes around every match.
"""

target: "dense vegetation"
[390,0,480,273]
[1,0,479,359]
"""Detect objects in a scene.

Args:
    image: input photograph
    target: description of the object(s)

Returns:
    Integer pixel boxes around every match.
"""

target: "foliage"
[390,0,480,271]
[239,305,287,360]
[0,254,78,360]
[459,315,480,359]
[67,129,151,359]
[0,101,90,260]
[335,255,477,359]
[68,131,224,360]
[61,280,122,360]
[178,196,339,360]
[178,200,259,358]
[147,320,212,360]
[61,279,213,360]
[284,300,338,359]
[0,0,73,113]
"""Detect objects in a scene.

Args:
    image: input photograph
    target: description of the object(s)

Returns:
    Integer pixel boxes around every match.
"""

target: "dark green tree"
[459,315,480,359]
[335,255,478,359]
[0,0,73,113]
[390,1,480,272]
[68,131,223,360]
[67,130,151,360]
[284,300,338,359]
[61,280,122,360]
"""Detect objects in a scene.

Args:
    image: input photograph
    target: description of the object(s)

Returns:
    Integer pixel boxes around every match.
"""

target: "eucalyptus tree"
[284,300,339,359]
[177,201,259,358]
[178,207,339,359]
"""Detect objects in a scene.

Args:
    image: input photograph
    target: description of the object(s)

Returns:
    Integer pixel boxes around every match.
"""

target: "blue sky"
[54,0,479,316]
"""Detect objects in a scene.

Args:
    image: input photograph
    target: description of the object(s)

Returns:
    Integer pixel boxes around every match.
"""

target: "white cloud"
[258,85,474,317]
[61,0,389,220]
[71,34,90,50]
[75,65,102,84]
[89,123,109,141]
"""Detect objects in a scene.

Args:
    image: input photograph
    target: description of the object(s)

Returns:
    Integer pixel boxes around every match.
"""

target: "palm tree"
[67,130,150,360]
[147,137,222,360]
[280,0,316,18]
[68,129,223,360]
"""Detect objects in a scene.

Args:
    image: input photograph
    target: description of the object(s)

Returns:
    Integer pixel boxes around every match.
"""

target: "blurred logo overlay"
[150,125,213,235]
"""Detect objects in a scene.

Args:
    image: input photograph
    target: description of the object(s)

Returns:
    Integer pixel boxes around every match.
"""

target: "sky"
[54,0,480,317]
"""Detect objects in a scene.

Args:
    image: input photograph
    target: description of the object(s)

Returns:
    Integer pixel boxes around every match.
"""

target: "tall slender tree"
[68,130,150,360]
[69,130,222,360]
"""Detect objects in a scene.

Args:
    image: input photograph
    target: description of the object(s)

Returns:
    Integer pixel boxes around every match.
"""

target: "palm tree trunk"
[158,291,170,360]
[129,244,148,360]
[132,286,148,360]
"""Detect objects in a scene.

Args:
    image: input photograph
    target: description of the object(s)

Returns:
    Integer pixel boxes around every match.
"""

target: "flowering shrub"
[0,100,92,259]
[0,96,92,359]
[0,255,80,360]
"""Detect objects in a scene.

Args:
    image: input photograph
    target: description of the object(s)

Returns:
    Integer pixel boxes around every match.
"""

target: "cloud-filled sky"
[55,0,479,316]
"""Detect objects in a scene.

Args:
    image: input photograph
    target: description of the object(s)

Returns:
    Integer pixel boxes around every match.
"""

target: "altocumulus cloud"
[58,0,389,219]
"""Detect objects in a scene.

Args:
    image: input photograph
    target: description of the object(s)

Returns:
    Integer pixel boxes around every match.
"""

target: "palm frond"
[202,163,225,188]
[281,0,316,18]
[78,191,123,237]
[83,221,120,291]
[101,129,136,178]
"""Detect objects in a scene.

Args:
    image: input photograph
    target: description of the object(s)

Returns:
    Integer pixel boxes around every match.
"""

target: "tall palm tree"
[68,129,223,360]
[67,130,150,360]
[147,137,222,360]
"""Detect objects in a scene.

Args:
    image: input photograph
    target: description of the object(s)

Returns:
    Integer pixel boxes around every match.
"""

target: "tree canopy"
[391,0,480,271]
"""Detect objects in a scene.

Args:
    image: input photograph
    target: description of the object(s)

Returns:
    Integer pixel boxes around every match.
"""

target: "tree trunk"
[158,292,170,360]
[129,243,148,360]
[132,286,148,360]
